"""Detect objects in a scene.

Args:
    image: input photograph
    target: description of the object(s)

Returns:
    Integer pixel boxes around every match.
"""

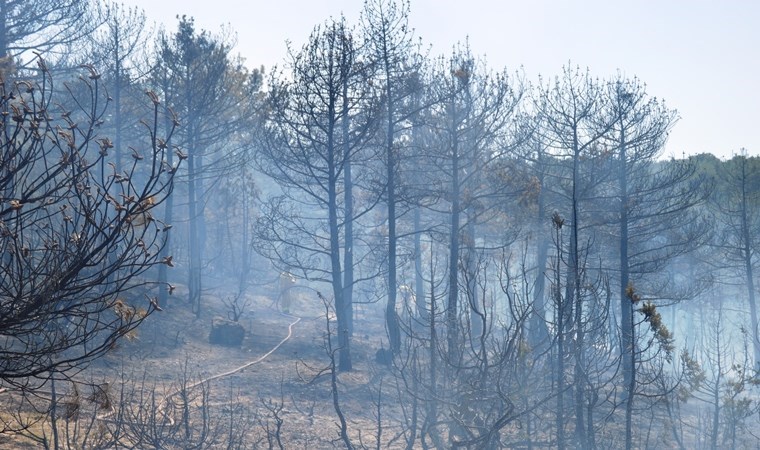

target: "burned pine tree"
[254,18,378,372]
[425,45,524,363]
[537,65,618,449]
[87,2,152,175]
[712,153,760,369]
[603,75,709,449]
[361,0,426,355]
[156,16,254,318]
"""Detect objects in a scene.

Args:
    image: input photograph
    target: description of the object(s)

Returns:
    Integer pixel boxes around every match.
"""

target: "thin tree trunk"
[185,73,202,319]
[426,241,442,449]
[711,338,722,450]
[739,159,760,368]
[114,51,122,174]
[414,208,426,321]
[0,1,6,59]
[50,376,59,450]
[188,147,201,318]
[570,135,587,449]
[465,219,481,343]
[188,137,203,319]
[447,126,461,362]
[530,161,549,348]
[342,75,354,337]
[239,184,251,293]
[554,219,566,450]
[619,122,636,450]
[385,57,400,354]
[326,105,351,371]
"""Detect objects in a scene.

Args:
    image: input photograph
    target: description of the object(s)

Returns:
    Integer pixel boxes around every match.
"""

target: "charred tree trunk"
[0,1,6,59]
[327,102,351,371]
[447,119,461,363]
[465,218,482,343]
[414,207,426,321]
[529,156,550,348]
[552,214,567,450]
[385,64,400,355]
[738,159,760,368]
[342,74,354,337]
[570,133,588,449]
[188,127,202,319]
[619,118,636,450]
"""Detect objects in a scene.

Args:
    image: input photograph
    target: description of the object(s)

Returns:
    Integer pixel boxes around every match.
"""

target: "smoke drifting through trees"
[1,0,759,448]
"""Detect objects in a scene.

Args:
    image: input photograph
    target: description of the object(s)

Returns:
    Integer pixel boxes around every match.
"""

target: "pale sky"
[123,0,760,160]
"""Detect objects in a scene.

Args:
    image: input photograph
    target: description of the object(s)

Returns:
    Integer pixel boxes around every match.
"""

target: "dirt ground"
[2,272,748,448]
[26,274,405,448]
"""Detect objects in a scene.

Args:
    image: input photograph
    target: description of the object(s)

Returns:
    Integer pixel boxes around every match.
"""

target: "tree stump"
[209,317,245,347]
